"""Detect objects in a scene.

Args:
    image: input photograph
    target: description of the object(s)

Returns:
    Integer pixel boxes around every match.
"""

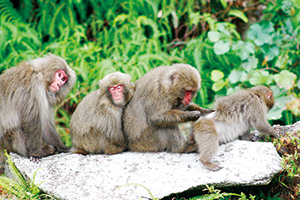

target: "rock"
[251,121,300,155]
[6,140,282,200]
[251,121,300,141]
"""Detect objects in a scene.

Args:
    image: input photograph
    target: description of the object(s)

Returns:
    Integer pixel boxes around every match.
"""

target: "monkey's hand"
[200,108,215,116]
[186,111,201,121]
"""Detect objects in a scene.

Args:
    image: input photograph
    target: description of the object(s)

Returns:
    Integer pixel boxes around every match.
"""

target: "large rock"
[6,140,281,200]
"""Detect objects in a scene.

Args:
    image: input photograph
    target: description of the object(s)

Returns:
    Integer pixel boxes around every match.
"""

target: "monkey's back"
[0,64,39,135]
[214,89,268,122]
[212,89,269,142]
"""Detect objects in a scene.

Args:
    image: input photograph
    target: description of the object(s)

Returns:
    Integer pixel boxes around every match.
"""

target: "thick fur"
[123,64,213,153]
[0,54,76,161]
[193,85,276,171]
[70,72,134,154]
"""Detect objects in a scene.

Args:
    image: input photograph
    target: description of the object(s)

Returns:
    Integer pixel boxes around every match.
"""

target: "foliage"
[187,185,255,200]
[0,151,55,199]
[0,0,299,198]
[272,131,300,199]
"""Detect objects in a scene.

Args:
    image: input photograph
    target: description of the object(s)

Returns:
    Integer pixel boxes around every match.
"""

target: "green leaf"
[268,96,290,120]
[211,70,224,82]
[274,70,297,90]
[213,40,230,55]
[261,45,280,61]
[219,0,228,8]
[232,41,255,60]
[113,14,128,26]
[208,31,221,42]
[228,69,245,84]
[171,10,179,28]
[249,70,273,85]
[241,56,258,72]
[189,12,201,26]
[228,9,248,23]
[212,79,227,92]
[247,22,274,46]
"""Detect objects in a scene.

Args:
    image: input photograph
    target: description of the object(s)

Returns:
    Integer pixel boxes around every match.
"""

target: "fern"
[0,0,23,22]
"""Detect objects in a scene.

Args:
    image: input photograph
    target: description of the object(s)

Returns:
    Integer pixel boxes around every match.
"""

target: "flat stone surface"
[7,140,282,200]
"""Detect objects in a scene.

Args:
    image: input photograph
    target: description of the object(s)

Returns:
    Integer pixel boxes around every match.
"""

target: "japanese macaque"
[192,85,277,171]
[0,54,76,164]
[70,72,134,155]
[123,64,213,153]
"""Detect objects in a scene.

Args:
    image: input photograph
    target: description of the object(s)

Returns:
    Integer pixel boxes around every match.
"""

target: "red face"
[49,70,68,93]
[182,90,193,106]
[108,84,124,103]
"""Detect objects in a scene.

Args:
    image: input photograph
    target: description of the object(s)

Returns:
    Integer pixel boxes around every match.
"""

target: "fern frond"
[0,0,23,22]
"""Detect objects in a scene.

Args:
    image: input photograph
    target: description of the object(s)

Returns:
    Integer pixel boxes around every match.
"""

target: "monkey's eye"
[117,85,122,89]
[61,77,67,82]
[109,87,115,91]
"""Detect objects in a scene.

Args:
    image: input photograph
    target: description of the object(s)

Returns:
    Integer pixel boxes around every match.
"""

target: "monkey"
[0,54,76,166]
[123,63,214,153]
[70,72,134,155]
[191,85,277,171]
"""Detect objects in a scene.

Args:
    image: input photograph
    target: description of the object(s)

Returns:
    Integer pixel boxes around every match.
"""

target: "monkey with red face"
[70,72,134,155]
[0,54,76,166]
[123,64,213,153]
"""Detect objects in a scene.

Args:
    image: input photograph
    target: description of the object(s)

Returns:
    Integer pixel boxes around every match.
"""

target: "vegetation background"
[0,0,299,199]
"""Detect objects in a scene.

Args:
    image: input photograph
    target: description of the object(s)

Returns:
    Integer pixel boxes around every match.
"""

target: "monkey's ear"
[266,91,273,99]
[171,73,179,82]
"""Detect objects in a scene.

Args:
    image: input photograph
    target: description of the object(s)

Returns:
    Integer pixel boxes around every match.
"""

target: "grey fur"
[70,72,134,154]
[123,64,212,153]
[193,85,276,171]
[0,54,76,161]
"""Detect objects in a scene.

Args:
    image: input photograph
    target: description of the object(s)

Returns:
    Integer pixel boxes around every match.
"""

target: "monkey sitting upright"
[191,85,278,171]
[0,54,76,164]
[123,64,213,153]
[70,72,134,155]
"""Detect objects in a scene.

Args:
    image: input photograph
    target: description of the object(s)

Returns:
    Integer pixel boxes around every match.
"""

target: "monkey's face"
[109,84,124,105]
[49,70,68,93]
[182,90,193,106]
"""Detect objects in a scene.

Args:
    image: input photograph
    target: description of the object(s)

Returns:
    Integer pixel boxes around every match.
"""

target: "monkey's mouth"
[114,98,123,103]
[49,85,59,93]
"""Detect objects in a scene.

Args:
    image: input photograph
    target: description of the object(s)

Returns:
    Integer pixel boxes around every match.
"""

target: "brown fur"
[70,72,134,155]
[123,64,213,153]
[0,54,76,162]
[192,85,277,171]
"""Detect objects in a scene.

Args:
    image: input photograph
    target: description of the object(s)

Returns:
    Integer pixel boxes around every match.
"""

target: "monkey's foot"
[201,161,223,171]
[30,156,41,163]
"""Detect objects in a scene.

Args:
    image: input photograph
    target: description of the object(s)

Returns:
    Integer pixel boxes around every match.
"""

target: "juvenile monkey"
[0,54,76,164]
[123,64,213,153]
[192,85,277,171]
[70,72,134,155]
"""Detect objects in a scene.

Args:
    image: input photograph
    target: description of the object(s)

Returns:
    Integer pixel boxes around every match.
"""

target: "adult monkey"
[70,72,134,155]
[123,64,213,153]
[0,54,76,166]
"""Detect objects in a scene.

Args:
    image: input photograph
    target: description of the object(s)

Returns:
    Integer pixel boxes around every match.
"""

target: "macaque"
[192,85,277,171]
[70,72,134,155]
[0,54,76,165]
[123,64,213,153]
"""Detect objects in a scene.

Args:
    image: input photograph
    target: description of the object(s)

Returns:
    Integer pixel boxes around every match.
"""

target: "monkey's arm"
[21,108,55,159]
[43,123,70,152]
[253,119,278,138]
[149,110,200,127]
[186,103,214,115]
